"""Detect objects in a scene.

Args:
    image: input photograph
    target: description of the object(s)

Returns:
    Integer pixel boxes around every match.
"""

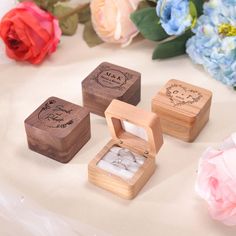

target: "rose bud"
[0,2,61,64]
[90,0,140,47]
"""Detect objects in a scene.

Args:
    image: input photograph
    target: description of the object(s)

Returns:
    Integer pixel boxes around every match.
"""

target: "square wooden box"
[82,62,141,117]
[152,79,212,142]
[88,100,163,199]
[24,97,91,163]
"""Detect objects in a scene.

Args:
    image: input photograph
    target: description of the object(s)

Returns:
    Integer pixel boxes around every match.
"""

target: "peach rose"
[196,133,236,225]
[0,2,61,64]
[90,0,140,46]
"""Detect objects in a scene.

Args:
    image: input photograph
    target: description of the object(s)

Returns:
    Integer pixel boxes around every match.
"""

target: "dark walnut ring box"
[82,62,141,117]
[24,97,91,163]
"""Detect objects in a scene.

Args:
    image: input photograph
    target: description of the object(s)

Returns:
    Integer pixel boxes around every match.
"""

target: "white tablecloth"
[1,7,236,235]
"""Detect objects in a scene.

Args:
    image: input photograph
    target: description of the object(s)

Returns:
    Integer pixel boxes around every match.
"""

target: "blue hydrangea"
[186,0,236,87]
[156,0,193,36]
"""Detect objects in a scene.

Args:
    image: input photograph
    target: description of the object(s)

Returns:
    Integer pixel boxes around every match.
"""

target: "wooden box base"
[26,117,91,163]
[152,103,211,142]
[83,86,140,117]
[88,140,156,199]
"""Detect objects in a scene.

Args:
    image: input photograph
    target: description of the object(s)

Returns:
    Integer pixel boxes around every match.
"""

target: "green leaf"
[234,86,236,91]
[189,1,197,19]
[78,4,91,24]
[130,7,169,41]
[189,1,198,28]
[190,0,204,16]
[53,5,78,36]
[83,21,104,47]
[152,30,194,59]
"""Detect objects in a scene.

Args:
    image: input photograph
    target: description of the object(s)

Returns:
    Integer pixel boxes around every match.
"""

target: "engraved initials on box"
[82,62,141,117]
[38,99,74,129]
[97,69,127,89]
[166,84,202,107]
[25,97,91,163]
[152,79,212,142]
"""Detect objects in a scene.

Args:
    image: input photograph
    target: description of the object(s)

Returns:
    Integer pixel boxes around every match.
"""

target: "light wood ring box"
[25,97,91,163]
[88,99,163,199]
[82,62,141,117]
[152,79,212,142]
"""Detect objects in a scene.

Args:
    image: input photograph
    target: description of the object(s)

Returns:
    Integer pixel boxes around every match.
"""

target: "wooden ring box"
[24,97,91,163]
[82,62,141,117]
[88,99,163,199]
[152,79,212,142]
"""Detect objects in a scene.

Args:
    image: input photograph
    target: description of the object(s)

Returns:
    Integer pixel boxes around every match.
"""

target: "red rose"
[0,2,61,64]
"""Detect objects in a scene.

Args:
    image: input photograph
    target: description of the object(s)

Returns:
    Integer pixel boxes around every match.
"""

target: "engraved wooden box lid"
[82,62,141,117]
[105,100,163,157]
[152,79,212,124]
[152,79,212,142]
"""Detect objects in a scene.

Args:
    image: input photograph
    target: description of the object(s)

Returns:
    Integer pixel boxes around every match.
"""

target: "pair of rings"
[111,148,137,170]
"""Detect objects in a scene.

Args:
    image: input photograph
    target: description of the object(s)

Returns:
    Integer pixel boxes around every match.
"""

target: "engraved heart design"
[166,84,202,106]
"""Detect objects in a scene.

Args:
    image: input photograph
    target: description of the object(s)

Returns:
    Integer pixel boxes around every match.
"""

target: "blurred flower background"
[196,133,236,226]
[0,0,16,64]
[187,0,236,88]
[156,0,193,36]
[0,0,235,90]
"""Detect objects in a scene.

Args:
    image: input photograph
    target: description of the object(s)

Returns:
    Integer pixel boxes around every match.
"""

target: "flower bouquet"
[131,0,203,59]
[130,0,236,89]
[0,0,236,89]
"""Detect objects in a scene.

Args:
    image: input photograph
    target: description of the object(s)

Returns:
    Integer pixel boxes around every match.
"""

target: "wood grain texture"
[152,79,212,142]
[25,97,91,163]
[105,99,163,157]
[88,140,156,200]
[82,62,141,117]
[88,100,163,199]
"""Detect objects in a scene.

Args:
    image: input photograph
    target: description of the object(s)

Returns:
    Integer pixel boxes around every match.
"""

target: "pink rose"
[196,133,236,225]
[0,2,61,64]
[90,0,140,46]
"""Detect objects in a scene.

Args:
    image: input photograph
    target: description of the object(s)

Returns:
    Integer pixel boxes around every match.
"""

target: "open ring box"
[88,100,163,199]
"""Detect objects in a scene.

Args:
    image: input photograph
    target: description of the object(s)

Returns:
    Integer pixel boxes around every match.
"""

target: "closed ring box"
[24,97,91,163]
[82,62,141,117]
[152,79,212,142]
[88,99,163,199]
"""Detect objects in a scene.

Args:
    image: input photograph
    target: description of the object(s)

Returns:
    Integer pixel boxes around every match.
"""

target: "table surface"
[1,18,236,236]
